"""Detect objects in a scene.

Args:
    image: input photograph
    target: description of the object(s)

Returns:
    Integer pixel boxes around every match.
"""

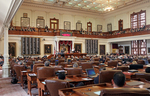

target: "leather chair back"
[52,65,63,71]
[13,65,25,81]
[59,62,68,67]
[50,59,55,63]
[81,62,93,71]
[45,79,69,96]
[99,70,122,83]
[129,64,143,69]
[33,64,44,73]
[107,60,118,67]
[137,60,145,65]
[37,67,55,80]
[116,66,129,72]
[59,59,65,63]
[135,72,150,81]
[35,61,44,64]
[26,61,33,66]
[91,61,99,66]
[65,68,82,75]
[94,58,99,61]
[100,88,150,96]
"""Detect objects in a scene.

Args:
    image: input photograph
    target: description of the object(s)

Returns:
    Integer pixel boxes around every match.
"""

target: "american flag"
[54,46,56,56]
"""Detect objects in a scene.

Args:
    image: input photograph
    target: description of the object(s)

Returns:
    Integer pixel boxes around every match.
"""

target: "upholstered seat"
[134,72,150,81]
[137,60,145,65]
[65,68,82,75]
[45,79,70,96]
[13,65,25,81]
[59,62,68,67]
[80,62,93,71]
[107,60,118,67]
[99,70,122,83]
[91,61,99,66]
[100,88,150,96]
[37,67,55,80]
[117,66,129,72]
[33,64,44,73]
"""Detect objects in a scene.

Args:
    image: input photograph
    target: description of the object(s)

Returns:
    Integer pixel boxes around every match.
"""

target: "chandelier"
[104,0,114,11]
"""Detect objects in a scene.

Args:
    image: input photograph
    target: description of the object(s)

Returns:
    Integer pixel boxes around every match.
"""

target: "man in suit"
[112,72,126,88]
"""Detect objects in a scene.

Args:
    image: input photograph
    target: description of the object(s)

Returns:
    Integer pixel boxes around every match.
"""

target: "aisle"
[0,78,29,96]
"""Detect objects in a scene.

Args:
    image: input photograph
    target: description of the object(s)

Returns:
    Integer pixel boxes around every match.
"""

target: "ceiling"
[24,0,142,13]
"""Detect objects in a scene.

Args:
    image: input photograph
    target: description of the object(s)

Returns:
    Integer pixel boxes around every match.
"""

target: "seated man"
[0,58,4,66]
[145,67,150,73]
[58,72,84,87]
[44,61,50,66]
[112,72,126,88]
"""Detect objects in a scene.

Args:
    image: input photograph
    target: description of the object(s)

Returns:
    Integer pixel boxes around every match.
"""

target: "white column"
[106,42,111,54]
[2,26,10,78]
[57,40,59,52]
[72,40,74,49]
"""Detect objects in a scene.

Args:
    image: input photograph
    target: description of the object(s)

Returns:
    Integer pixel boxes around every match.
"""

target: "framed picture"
[9,42,16,57]
[148,47,150,53]
[76,22,82,30]
[125,46,129,54]
[44,44,52,54]
[74,43,82,53]
[64,21,71,30]
[97,25,102,32]
[107,23,112,32]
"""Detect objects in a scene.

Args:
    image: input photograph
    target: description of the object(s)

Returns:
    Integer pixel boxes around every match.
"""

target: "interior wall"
[103,2,150,32]
[13,8,104,32]
[117,41,131,54]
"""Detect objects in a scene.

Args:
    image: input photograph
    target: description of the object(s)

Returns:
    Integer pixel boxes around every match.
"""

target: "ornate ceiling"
[24,0,143,13]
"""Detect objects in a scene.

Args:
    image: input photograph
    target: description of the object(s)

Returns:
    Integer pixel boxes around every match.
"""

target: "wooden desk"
[37,76,94,96]
[21,70,32,88]
[27,73,37,96]
[59,80,150,96]
[64,53,87,58]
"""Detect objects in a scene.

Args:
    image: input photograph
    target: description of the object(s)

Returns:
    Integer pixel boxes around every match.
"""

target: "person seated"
[58,73,84,87]
[145,67,150,73]
[112,72,126,88]
[73,62,78,68]
[66,56,71,64]
[44,61,50,66]
[0,58,4,66]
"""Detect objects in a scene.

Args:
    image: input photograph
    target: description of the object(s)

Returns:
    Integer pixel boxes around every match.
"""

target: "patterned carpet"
[0,70,29,96]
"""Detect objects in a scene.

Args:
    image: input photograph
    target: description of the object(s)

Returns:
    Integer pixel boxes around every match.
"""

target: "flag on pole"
[54,46,56,56]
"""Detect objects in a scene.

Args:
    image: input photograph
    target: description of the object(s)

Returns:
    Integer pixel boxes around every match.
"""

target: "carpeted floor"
[0,78,29,96]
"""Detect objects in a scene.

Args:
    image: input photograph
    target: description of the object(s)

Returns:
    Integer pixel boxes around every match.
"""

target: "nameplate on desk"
[22,71,27,72]
[60,32,72,36]
[28,73,36,76]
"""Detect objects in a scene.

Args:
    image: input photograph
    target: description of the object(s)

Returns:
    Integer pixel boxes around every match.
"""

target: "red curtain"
[59,41,72,53]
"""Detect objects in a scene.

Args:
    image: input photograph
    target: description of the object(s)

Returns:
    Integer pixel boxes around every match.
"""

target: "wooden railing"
[8,25,150,38]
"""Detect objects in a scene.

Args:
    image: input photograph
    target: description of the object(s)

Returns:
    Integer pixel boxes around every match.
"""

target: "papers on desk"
[126,81,145,86]
[94,91,101,95]
[66,78,72,81]
[42,82,46,84]
[128,69,138,73]
[28,73,36,76]
[57,70,66,72]
[146,64,150,67]
[82,78,93,80]
[85,91,101,96]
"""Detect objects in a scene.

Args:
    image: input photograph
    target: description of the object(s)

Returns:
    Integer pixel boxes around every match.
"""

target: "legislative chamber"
[1,0,150,96]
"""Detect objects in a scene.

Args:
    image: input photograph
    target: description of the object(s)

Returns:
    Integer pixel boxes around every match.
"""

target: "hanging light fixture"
[104,0,114,11]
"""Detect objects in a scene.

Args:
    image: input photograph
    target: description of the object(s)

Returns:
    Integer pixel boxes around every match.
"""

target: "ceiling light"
[104,0,114,11]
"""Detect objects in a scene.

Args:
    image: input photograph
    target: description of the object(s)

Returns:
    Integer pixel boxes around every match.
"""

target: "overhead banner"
[60,32,72,36]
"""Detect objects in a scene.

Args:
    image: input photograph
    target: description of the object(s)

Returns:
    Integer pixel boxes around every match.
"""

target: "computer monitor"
[86,68,96,76]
